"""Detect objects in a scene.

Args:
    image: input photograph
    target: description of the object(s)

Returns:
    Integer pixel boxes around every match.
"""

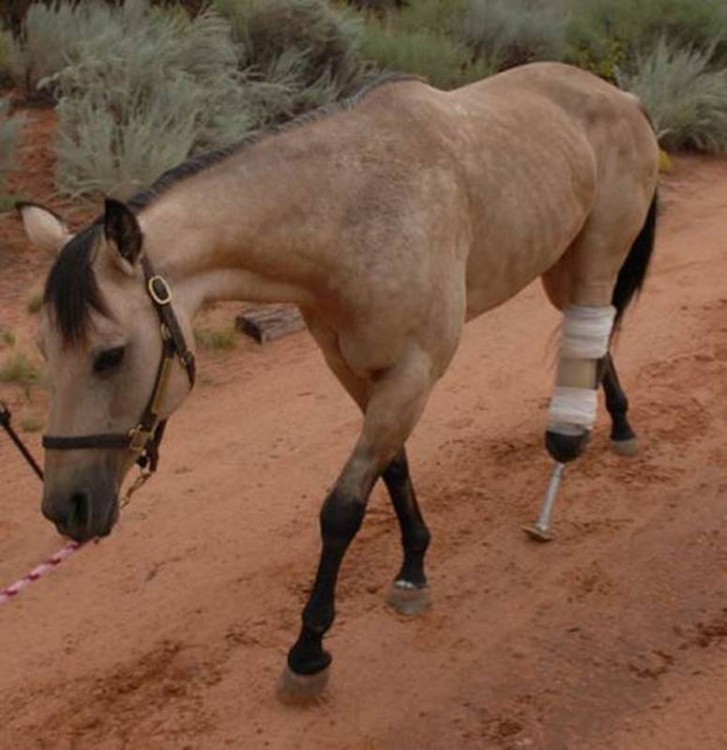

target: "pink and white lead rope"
[0,469,149,607]
[0,541,85,606]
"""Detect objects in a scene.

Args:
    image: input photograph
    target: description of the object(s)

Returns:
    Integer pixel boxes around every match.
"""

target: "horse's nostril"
[69,491,90,531]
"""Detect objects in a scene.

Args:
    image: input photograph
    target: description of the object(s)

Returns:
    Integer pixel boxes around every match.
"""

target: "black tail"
[612,192,658,325]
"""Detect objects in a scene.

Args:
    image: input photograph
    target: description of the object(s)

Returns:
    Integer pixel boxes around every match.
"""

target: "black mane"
[43,222,107,347]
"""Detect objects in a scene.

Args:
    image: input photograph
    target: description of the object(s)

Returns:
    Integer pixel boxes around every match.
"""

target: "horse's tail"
[612,192,658,326]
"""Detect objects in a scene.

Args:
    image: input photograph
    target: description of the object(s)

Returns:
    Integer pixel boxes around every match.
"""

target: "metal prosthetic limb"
[524,305,616,541]
[523,462,566,541]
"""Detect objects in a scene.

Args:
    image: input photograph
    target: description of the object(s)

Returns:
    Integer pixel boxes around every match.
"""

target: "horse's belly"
[464,211,584,319]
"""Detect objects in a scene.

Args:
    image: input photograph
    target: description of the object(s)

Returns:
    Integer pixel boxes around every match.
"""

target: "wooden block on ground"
[235,305,305,344]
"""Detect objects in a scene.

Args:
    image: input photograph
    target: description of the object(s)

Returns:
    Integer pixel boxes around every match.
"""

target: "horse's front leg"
[278,349,435,702]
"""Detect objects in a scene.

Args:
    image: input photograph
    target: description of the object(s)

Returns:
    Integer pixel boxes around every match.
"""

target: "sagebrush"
[359,24,493,89]
[461,0,567,70]
[42,0,251,197]
[215,0,368,124]
[566,0,727,77]
[619,37,727,152]
[19,0,372,197]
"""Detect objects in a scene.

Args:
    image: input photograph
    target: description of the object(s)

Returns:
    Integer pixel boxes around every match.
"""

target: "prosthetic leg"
[524,305,616,541]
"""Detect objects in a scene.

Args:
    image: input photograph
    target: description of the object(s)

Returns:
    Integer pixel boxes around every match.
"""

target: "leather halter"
[42,255,195,473]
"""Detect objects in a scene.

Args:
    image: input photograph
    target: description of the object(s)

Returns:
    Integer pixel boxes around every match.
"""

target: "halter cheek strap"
[42,255,195,474]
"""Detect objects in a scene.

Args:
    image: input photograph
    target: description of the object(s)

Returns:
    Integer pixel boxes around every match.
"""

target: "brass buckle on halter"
[148,275,172,305]
[128,425,153,453]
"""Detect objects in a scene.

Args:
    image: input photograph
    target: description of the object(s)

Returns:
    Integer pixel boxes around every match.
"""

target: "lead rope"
[0,401,149,606]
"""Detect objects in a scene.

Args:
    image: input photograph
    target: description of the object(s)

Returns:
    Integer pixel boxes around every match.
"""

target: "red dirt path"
[1,110,726,749]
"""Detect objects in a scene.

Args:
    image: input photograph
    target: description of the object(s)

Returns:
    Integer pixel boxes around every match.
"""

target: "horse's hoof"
[276,664,330,705]
[611,436,639,457]
[387,580,431,616]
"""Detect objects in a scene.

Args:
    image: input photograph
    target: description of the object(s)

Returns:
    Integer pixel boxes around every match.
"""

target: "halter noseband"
[42,255,196,474]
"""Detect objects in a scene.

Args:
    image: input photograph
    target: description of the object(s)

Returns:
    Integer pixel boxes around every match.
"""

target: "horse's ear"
[16,202,71,255]
[104,198,143,269]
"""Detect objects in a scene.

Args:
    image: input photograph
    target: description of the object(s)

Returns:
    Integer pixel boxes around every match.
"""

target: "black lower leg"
[382,450,431,587]
[601,353,636,443]
[287,488,366,676]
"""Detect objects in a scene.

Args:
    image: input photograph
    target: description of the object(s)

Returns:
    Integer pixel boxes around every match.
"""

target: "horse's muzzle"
[42,474,119,542]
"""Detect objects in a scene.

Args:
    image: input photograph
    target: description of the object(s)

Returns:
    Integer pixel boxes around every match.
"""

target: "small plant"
[0,349,42,386]
[0,327,16,347]
[20,415,43,432]
[26,292,43,313]
[618,38,727,153]
[194,326,238,351]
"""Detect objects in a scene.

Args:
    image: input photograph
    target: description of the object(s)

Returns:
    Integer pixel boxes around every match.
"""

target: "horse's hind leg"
[545,304,616,464]
[382,449,431,615]
[601,352,639,456]
[541,181,655,465]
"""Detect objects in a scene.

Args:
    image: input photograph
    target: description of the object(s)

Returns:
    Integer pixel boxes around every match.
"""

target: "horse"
[20,61,659,701]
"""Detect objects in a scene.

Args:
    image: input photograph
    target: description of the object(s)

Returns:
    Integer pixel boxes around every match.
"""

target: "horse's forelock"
[43,222,109,347]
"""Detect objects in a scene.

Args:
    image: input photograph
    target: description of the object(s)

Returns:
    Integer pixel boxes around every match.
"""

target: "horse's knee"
[320,487,366,543]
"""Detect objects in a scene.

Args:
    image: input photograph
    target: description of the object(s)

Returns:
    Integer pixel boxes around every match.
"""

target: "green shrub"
[391,0,466,35]
[40,0,373,197]
[0,98,25,190]
[215,0,367,123]
[460,0,567,69]
[354,0,494,88]
[360,24,494,88]
[567,0,727,76]
[618,37,727,153]
[44,1,254,198]
[8,1,120,93]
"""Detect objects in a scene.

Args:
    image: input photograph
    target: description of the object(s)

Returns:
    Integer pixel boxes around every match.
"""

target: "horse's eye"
[93,346,125,374]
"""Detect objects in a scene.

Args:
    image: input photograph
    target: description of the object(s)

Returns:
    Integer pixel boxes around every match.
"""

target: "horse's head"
[20,199,195,541]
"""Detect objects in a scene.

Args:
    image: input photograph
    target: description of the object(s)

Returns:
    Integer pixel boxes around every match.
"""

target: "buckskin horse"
[20,62,658,700]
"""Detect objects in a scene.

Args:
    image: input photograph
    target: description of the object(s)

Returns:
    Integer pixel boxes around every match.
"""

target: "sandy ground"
[0,110,726,749]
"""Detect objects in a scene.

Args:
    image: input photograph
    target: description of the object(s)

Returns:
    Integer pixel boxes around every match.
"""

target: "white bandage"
[561,305,616,360]
[548,386,598,430]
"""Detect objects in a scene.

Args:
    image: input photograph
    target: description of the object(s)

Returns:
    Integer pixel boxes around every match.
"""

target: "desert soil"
[0,109,726,750]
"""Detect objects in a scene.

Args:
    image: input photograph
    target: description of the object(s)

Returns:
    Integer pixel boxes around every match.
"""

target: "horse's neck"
[137,153,330,318]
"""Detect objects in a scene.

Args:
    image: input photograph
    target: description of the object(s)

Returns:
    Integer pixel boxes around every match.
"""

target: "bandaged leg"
[546,305,616,463]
